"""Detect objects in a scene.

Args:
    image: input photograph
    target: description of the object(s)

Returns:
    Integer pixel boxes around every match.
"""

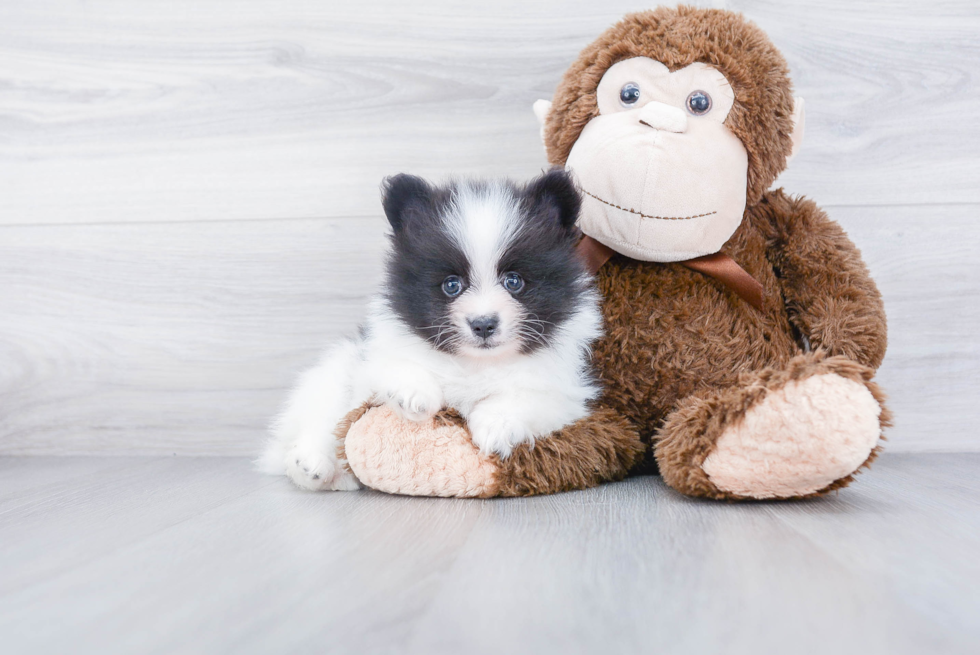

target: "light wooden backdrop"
[1,0,978,455]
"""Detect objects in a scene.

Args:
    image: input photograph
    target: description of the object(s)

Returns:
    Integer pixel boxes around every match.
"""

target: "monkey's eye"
[619,82,641,107]
[502,272,524,293]
[686,90,712,115]
[442,275,464,297]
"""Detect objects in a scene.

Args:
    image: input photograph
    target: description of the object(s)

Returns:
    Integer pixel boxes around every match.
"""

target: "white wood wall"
[1,0,978,454]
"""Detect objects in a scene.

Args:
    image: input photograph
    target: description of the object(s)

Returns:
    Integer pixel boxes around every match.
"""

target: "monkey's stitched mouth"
[578,187,717,221]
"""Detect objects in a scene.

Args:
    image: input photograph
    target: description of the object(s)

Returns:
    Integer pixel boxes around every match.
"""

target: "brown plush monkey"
[340,6,890,500]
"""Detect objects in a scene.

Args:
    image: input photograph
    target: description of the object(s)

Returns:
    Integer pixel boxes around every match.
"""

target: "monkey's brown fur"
[504,7,889,499]
[491,406,646,497]
[343,7,889,500]
[544,5,797,206]
[484,191,888,500]
[654,351,891,500]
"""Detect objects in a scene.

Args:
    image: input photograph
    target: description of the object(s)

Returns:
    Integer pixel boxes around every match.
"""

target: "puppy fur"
[259,170,602,491]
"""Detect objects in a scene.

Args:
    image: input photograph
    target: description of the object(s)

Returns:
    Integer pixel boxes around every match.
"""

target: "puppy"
[259,169,602,491]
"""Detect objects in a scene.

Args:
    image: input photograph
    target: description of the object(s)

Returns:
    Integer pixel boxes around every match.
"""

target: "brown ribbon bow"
[576,235,765,312]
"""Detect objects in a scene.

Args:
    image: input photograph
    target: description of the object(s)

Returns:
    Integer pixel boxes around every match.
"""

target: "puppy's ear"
[523,168,581,231]
[381,174,432,232]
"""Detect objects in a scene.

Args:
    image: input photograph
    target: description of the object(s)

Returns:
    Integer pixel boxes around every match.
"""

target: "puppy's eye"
[686,90,712,115]
[441,275,463,297]
[502,272,524,293]
[619,82,641,107]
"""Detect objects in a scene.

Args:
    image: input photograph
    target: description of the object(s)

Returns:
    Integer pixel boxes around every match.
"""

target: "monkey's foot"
[657,353,890,500]
[343,405,499,498]
[340,404,644,498]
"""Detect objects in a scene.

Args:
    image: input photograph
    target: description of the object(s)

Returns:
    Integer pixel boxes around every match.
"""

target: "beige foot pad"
[702,373,882,499]
[344,405,499,497]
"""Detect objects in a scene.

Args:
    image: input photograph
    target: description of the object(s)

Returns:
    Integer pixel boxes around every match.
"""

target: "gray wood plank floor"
[1,453,978,654]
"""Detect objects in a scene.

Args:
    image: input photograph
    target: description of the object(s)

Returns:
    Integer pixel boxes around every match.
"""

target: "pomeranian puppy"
[259,169,602,491]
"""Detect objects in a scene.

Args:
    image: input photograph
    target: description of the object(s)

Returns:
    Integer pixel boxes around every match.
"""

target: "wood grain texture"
[840,204,980,453]
[0,217,387,454]
[1,204,977,455]
[0,454,977,654]
[1,1,978,454]
[0,0,977,226]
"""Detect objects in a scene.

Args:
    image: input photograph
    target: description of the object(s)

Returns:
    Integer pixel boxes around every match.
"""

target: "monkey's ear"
[523,168,581,231]
[787,97,805,162]
[381,174,432,232]
[532,99,552,144]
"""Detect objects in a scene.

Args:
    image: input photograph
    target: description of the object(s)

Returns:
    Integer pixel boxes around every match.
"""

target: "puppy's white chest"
[439,362,520,414]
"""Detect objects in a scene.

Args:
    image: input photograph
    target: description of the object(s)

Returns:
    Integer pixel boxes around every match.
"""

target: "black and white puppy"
[260,169,602,491]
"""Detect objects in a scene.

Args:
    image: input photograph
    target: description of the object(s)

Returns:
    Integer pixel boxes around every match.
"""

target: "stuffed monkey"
[340,6,890,500]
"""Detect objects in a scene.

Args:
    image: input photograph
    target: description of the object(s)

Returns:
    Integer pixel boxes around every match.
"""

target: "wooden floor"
[1,453,978,654]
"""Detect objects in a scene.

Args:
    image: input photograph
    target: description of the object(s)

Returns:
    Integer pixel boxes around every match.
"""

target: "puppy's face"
[382,170,586,359]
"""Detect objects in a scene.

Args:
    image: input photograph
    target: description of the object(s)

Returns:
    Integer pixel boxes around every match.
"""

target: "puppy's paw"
[383,383,443,423]
[467,408,535,459]
[285,443,360,492]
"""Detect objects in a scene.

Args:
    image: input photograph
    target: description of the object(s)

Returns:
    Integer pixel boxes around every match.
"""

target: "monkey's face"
[564,57,748,262]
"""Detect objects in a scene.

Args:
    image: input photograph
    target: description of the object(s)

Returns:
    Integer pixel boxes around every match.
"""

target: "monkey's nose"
[637,102,688,133]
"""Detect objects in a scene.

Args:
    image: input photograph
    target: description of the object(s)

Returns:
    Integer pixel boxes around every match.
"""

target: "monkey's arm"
[759,190,887,369]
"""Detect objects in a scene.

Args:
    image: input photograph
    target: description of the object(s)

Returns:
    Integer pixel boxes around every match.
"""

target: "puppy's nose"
[468,315,499,340]
[637,101,688,133]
